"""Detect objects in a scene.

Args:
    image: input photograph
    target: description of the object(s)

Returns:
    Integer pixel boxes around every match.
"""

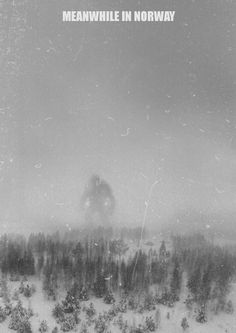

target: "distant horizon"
[1,208,236,240]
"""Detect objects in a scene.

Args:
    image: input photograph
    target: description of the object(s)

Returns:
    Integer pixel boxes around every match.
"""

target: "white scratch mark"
[34,163,42,169]
[121,128,130,137]
[132,179,161,282]
[104,275,112,280]
[107,116,115,122]
[139,172,148,179]
[215,187,225,194]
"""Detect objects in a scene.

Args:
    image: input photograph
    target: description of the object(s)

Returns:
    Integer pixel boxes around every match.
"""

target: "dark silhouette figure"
[81,175,115,227]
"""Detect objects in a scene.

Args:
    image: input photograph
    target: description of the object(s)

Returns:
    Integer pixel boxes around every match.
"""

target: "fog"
[1,0,236,234]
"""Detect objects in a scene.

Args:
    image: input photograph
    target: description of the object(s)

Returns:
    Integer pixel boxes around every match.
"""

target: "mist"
[1,0,236,235]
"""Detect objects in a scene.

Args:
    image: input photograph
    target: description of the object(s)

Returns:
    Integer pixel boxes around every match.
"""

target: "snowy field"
[0,277,236,332]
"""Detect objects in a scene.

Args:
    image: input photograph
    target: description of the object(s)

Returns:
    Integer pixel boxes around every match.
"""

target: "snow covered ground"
[0,277,236,332]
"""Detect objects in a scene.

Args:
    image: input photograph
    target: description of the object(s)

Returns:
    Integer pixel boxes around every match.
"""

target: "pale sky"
[1,0,236,234]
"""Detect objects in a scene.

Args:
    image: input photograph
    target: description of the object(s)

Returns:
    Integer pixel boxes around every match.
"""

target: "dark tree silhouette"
[81,175,115,227]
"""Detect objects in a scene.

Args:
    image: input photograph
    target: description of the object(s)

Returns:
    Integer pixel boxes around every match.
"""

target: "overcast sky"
[1,0,236,233]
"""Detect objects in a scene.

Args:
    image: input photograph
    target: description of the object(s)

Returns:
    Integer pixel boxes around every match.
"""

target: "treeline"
[0,230,172,295]
[0,230,235,316]
[172,234,236,315]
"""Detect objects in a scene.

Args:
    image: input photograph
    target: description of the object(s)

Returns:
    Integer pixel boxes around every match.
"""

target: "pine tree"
[200,264,213,303]
[94,314,108,333]
[116,314,124,330]
[159,241,167,259]
[79,286,89,301]
[9,301,28,330]
[196,305,207,323]
[103,290,115,304]
[60,314,76,332]
[108,304,118,319]
[62,291,80,313]
[19,281,25,294]
[85,302,96,319]
[117,299,127,313]
[145,316,155,332]
[184,294,194,311]
[181,317,189,331]
[144,293,155,311]
[39,320,48,332]
[17,318,32,333]
[4,303,12,316]
[187,266,201,301]
[52,303,64,322]
[23,284,32,298]
[94,273,107,298]
[25,248,35,275]
[225,300,234,314]
[0,306,6,323]
[170,259,182,296]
